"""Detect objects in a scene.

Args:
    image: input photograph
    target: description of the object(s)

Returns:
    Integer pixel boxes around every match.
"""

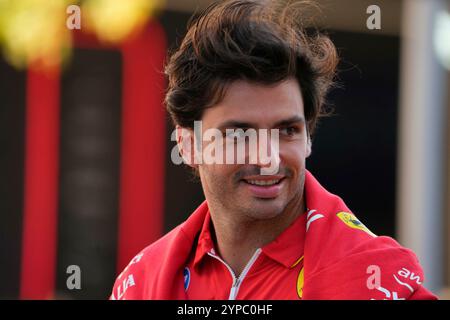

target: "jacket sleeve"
[303,236,439,300]
[407,284,438,300]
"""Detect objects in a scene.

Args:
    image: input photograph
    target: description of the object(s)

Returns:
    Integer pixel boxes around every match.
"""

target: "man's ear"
[176,125,198,168]
[306,134,312,158]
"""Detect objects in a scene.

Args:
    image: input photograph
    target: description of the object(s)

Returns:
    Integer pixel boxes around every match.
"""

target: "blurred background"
[0,0,449,299]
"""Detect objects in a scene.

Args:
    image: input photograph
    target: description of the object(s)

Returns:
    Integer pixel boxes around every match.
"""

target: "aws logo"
[336,212,376,237]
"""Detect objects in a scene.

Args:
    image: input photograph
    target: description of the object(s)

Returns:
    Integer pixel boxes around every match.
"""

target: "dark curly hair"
[165,0,338,137]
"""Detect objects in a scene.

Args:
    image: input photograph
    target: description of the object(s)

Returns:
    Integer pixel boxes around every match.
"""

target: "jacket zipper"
[208,248,262,300]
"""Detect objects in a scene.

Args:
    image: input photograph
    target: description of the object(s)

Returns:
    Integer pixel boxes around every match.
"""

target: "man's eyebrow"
[274,116,306,127]
[216,116,306,130]
[216,120,254,130]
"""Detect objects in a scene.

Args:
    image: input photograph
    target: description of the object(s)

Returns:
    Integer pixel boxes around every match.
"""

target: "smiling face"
[194,78,311,222]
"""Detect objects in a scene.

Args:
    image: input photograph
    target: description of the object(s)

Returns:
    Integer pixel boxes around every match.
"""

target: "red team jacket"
[110,171,438,300]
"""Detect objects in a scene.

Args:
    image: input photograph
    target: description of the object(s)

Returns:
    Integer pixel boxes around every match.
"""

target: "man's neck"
[209,198,305,278]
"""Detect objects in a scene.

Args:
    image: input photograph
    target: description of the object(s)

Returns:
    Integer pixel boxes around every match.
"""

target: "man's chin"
[241,199,287,220]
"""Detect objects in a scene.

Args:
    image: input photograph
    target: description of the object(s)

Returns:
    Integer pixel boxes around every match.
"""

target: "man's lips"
[240,175,285,198]
[242,175,285,182]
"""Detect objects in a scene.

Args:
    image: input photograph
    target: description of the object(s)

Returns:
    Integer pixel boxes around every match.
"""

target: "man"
[111,0,437,300]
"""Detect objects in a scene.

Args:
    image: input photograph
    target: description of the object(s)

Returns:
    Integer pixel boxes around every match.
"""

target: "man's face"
[193,78,311,221]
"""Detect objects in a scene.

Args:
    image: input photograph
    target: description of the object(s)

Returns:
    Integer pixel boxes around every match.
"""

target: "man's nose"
[256,130,280,175]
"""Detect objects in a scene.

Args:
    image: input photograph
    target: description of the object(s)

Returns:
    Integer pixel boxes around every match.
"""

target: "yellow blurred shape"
[0,0,165,69]
[0,0,72,69]
[82,0,165,44]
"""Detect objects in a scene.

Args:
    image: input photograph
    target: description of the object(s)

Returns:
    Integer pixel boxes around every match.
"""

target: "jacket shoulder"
[303,210,437,299]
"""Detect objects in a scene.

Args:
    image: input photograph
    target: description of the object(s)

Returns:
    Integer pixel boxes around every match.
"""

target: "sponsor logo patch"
[183,267,191,291]
[337,212,376,237]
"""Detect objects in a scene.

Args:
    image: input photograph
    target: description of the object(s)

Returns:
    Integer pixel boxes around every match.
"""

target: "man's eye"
[225,129,247,139]
[280,126,299,136]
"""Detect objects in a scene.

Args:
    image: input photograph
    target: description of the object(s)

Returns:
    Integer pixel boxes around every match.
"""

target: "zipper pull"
[229,282,239,300]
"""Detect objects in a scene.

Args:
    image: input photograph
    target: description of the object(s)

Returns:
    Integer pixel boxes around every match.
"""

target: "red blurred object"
[117,22,167,272]
[21,65,61,299]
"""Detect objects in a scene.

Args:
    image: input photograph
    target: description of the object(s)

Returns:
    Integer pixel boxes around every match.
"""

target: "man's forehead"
[202,79,305,126]
[220,78,303,103]
[215,115,306,130]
